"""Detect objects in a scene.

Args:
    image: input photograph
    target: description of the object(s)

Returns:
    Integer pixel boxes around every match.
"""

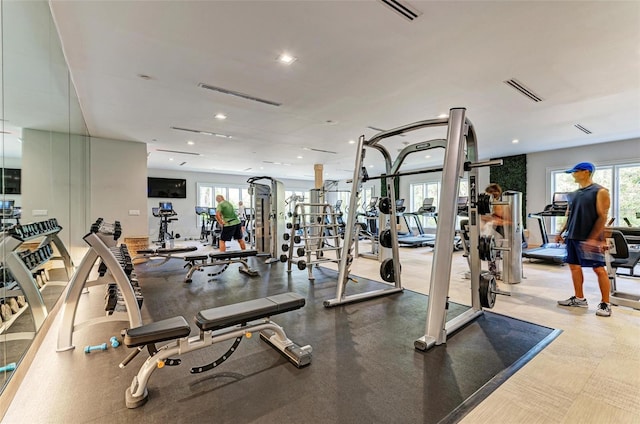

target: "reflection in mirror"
[1,0,89,394]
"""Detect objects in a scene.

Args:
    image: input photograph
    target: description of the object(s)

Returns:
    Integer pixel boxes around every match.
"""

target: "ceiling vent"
[304,147,338,154]
[574,124,592,134]
[156,149,201,156]
[198,83,281,107]
[170,126,232,138]
[504,78,544,102]
[380,0,422,21]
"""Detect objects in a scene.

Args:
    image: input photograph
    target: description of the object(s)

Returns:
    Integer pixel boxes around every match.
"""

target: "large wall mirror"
[1,0,89,393]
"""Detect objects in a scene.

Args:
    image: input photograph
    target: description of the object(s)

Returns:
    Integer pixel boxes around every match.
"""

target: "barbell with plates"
[297,247,305,257]
[283,233,290,241]
[279,254,288,263]
[297,260,307,270]
[281,244,289,252]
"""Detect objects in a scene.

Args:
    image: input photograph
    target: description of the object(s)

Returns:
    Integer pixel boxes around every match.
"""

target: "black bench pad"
[196,292,305,332]
[208,249,258,260]
[157,246,198,254]
[136,246,198,255]
[184,255,209,261]
[124,316,191,348]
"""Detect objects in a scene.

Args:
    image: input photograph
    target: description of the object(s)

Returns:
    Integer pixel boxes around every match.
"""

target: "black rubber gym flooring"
[15,256,559,424]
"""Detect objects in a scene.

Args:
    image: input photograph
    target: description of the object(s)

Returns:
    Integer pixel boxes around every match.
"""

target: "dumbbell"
[110,337,120,348]
[0,363,17,373]
[84,343,108,354]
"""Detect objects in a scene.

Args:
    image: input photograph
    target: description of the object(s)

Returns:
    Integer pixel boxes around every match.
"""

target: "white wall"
[22,129,90,260]
[146,169,313,241]
[90,137,148,240]
[526,137,640,245]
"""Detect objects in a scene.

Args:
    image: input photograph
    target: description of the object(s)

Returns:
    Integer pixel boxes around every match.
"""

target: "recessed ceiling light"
[169,158,174,161]
[438,113,448,118]
[425,155,431,159]
[512,139,519,144]
[297,155,303,159]
[214,113,227,120]
[369,164,374,168]
[187,140,195,145]
[277,53,297,65]
[348,140,356,144]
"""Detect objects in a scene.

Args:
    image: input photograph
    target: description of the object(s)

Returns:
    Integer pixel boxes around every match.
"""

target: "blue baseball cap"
[565,162,595,174]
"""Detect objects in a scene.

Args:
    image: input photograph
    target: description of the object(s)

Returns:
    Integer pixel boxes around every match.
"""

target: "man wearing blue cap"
[555,162,612,316]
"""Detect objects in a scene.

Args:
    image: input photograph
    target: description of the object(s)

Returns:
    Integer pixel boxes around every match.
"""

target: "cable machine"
[247,176,286,264]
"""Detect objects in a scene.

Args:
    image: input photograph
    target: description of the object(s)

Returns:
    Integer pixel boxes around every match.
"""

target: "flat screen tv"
[147,177,187,198]
[1,168,21,195]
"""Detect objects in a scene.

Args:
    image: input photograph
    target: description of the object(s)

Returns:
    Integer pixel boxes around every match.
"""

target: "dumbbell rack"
[282,203,342,281]
[1,218,73,330]
[57,219,143,352]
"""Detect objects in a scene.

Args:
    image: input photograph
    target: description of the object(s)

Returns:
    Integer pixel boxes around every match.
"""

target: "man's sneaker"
[557,296,588,307]
[596,302,611,317]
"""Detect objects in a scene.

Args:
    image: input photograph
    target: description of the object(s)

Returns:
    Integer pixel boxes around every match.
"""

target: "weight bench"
[184,249,259,283]
[120,292,312,408]
[134,246,198,266]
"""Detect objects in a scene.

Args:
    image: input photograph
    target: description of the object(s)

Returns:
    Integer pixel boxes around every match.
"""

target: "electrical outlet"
[33,209,48,216]
[129,210,140,216]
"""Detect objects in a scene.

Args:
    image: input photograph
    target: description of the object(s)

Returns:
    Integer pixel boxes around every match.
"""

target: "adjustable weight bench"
[134,246,199,266]
[184,249,259,283]
[120,292,312,408]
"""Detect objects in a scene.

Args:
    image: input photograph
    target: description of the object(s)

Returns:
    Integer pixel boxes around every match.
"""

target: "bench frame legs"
[125,319,312,408]
[184,258,259,283]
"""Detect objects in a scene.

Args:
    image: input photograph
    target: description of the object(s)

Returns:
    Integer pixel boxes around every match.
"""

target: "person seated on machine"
[215,195,246,253]
[480,183,510,277]
[480,183,509,238]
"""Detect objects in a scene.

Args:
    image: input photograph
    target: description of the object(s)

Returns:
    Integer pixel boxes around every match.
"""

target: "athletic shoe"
[557,296,588,307]
[596,302,611,317]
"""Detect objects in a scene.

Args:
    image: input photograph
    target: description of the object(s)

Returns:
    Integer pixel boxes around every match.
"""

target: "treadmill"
[397,199,436,247]
[522,192,569,264]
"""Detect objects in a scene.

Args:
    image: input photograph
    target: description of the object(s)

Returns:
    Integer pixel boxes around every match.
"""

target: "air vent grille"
[198,83,281,107]
[170,126,232,138]
[380,0,422,21]
[303,147,338,154]
[574,124,592,134]
[504,78,544,102]
[156,149,201,156]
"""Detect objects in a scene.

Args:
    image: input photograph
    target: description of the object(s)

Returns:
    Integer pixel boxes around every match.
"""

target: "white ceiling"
[48,0,640,181]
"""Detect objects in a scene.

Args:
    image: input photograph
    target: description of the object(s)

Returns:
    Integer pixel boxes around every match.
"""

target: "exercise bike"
[154,202,180,248]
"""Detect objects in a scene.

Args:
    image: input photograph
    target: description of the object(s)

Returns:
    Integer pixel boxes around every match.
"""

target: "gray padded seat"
[196,292,305,332]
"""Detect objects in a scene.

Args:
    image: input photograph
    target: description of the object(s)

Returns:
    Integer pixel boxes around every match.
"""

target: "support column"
[314,164,324,189]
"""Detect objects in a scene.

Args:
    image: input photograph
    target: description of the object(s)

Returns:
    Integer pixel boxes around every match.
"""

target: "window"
[409,179,468,229]
[196,183,249,225]
[550,162,640,232]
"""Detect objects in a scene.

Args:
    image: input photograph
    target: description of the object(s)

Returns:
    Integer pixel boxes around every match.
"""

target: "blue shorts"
[220,223,243,242]
[565,239,605,268]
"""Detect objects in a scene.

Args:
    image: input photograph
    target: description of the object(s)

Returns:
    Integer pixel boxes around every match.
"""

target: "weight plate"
[380,258,400,283]
[479,272,496,308]
[378,197,392,215]
[379,229,392,248]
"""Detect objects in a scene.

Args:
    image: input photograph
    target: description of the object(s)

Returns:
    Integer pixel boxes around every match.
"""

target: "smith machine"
[324,108,504,351]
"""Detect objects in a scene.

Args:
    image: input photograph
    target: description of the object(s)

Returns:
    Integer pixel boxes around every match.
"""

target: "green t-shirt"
[217,201,240,226]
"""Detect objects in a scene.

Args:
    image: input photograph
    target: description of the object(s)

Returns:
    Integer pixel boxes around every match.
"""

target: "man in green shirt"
[215,195,246,252]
